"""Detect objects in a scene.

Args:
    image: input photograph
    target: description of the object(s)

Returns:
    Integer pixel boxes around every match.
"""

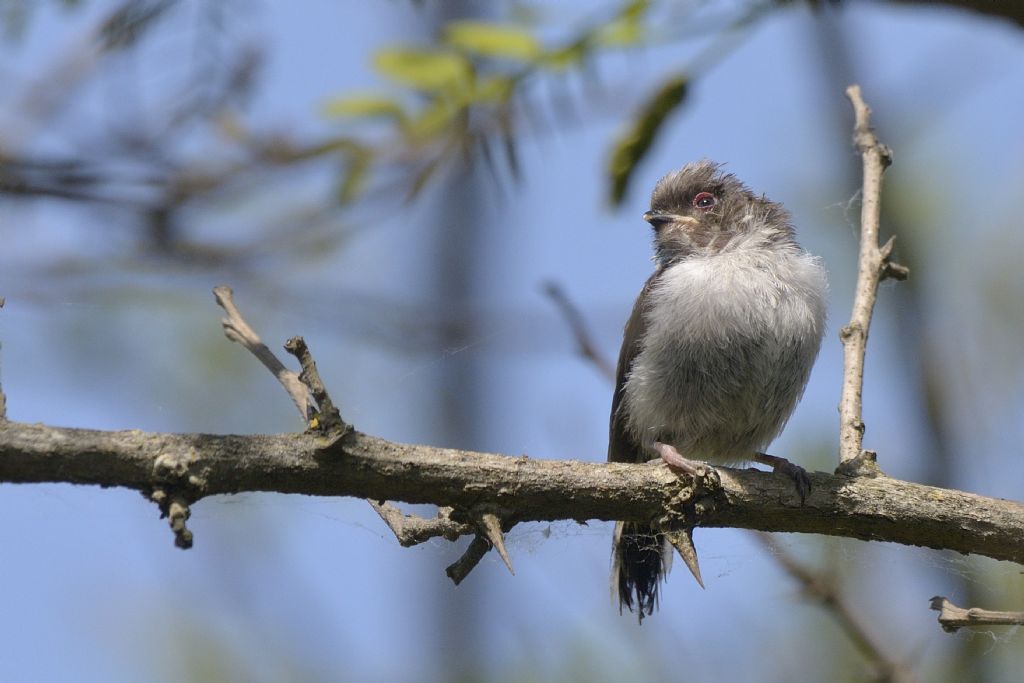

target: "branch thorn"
[478,512,515,575]
[665,528,704,589]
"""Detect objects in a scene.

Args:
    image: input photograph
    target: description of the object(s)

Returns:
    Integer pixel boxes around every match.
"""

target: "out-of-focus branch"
[838,85,908,470]
[542,281,616,382]
[761,534,917,683]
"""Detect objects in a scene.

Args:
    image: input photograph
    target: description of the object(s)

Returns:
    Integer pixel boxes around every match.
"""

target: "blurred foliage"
[443,20,542,61]
[0,0,775,270]
[318,0,760,210]
[1,0,1022,264]
[607,74,688,206]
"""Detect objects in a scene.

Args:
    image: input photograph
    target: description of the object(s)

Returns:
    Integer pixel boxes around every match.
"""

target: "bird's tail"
[612,521,671,622]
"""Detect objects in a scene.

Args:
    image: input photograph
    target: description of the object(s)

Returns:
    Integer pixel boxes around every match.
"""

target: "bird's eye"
[692,192,716,210]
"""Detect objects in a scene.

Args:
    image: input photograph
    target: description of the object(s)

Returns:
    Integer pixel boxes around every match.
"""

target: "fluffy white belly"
[623,245,826,464]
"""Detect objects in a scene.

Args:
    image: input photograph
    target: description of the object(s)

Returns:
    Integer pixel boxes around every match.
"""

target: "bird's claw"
[653,442,709,478]
[755,452,811,503]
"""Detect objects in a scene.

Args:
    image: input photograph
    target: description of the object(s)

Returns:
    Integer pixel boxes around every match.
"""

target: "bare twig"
[542,281,616,382]
[375,496,520,584]
[838,85,907,468]
[446,535,492,586]
[217,289,520,582]
[148,487,194,550]
[372,501,514,581]
[761,534,916,683]
[930,596,1024,633]
[283,336,347,434]
[370,502,474,547]
[213,285,313,421]
[218,287,518,581]
[145,447,204,548]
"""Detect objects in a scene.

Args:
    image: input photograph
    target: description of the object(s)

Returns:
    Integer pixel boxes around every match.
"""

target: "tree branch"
[213,285,313,422]
[369,502,474,547]
[838,85,908,469]
[929,597,1024,633]
[2,419,1022,565]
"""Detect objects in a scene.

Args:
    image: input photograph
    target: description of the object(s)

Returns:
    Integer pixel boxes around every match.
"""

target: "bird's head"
[644,160,794,264]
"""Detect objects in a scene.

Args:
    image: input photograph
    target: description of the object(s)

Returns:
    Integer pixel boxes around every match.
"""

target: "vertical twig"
[838,85,907,468]
[213,285,314,422]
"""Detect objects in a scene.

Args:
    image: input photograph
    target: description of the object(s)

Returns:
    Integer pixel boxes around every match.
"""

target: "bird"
[608,160,827,621]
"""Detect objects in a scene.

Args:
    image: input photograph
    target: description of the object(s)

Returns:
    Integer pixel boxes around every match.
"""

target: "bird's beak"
[643,211,697,230]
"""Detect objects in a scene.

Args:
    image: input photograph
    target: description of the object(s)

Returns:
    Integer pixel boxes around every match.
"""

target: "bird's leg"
[753,452,811,503]
[651,442,709,589]
[653,442,709,477]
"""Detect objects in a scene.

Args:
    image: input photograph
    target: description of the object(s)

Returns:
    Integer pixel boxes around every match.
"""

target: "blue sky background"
[1,2,1023,681]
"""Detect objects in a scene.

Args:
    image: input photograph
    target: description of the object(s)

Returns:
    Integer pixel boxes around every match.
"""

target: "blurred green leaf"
[373,48,472,93]
[620,0,650,21]
[598,0,650,47]
[597,19,643,47]
[444,20,541,61]
[540,39,588,71]
[321,94,406,123]
[608,74,689,206]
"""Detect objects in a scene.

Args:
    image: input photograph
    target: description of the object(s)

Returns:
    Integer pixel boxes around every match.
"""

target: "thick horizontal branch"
[1,420,1022,564]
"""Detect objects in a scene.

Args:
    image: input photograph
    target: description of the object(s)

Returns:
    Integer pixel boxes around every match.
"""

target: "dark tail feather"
[613,521,668,622]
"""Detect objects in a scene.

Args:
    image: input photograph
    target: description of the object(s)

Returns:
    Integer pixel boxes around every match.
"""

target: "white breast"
[623,242,827,464]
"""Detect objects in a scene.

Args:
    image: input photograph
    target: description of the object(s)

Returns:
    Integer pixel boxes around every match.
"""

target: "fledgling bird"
[609,160,827,621]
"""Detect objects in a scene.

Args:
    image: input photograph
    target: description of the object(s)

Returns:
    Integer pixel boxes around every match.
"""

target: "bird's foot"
[653,442,709,478]
[754,452,811,503]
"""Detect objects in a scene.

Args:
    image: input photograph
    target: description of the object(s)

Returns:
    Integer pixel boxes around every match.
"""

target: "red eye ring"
[692,192,716,210]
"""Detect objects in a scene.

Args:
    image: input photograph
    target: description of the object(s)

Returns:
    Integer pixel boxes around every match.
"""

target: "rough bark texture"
[2,419,1022,563]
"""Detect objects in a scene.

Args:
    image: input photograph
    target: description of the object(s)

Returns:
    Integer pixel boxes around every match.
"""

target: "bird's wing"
[608,270,660,464]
